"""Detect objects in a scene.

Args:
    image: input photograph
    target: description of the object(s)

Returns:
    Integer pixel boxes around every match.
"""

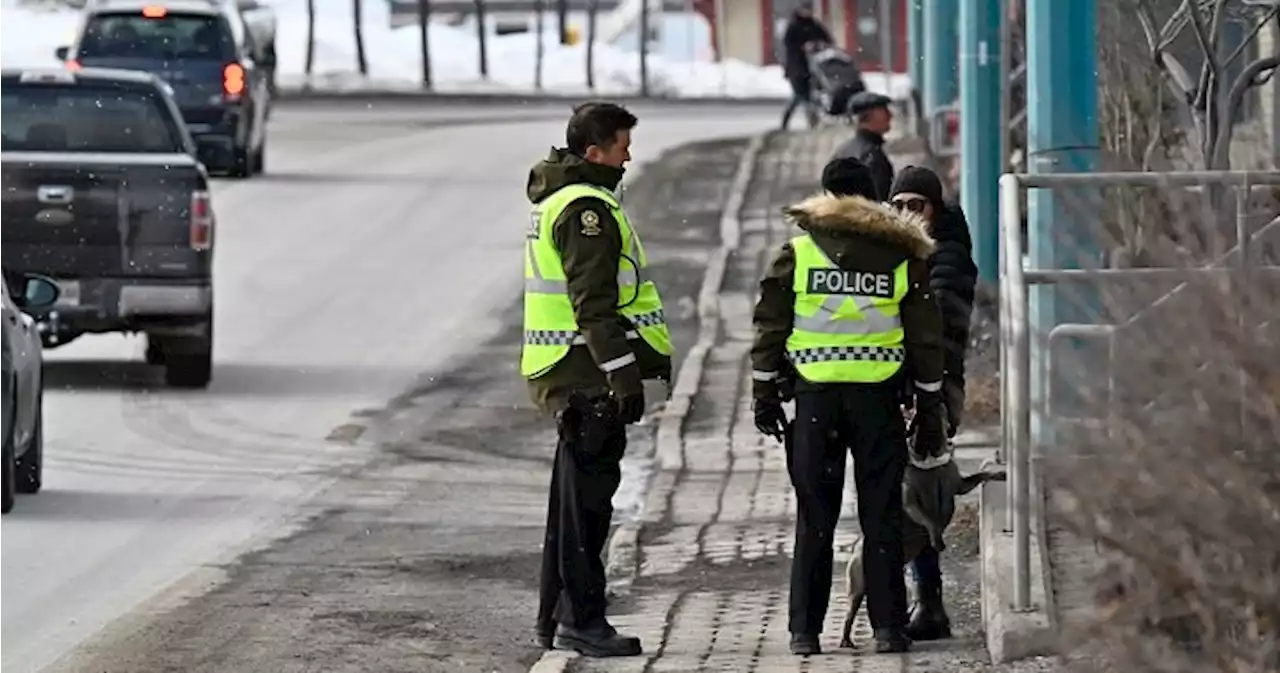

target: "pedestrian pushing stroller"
[806,43,867,119]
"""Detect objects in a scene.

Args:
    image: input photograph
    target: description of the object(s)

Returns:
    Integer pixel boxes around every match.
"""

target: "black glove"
[777,363,797,403]
[754,397,788,442]
[910,391,947,460]
[942,380,965,438]
[608,364,646,425]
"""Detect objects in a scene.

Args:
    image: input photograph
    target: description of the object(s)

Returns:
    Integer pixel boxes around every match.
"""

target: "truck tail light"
[190,190,213,250]
[222,62,245,100]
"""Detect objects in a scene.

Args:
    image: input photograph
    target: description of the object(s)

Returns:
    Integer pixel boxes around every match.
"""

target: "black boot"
[873,627,911,653]
[789,633,821,655]
[554,621,642,658]
[535,619,555,649]
[906,583,952,641]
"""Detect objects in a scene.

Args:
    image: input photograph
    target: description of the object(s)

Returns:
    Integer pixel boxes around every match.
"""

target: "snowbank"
[0,0,912,100]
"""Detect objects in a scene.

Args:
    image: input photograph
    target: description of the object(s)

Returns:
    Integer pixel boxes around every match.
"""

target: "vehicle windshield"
[1,83,184,153]
[78,11,236,62]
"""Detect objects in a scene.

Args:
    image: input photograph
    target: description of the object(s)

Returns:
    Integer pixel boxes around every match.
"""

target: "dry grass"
[1035,181,1280,673]
[965,373,1000,428]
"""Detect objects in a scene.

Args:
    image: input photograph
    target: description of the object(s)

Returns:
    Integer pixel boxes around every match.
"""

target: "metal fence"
[997,169,1280,611]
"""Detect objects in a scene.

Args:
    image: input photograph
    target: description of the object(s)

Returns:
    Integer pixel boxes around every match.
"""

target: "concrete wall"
[827,0,851,51]
[721,1,765,65]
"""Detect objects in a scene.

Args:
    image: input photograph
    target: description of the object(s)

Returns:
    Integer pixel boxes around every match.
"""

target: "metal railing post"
[995,169,1280,617]
[1234,182,1251,445]
[1001,174,1030,595]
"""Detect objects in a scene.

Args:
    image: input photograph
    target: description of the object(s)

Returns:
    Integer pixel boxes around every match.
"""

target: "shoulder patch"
[580,209,602,236]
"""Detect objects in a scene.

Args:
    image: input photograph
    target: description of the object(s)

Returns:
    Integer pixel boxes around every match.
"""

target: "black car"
[56,0,271,178]
[1,67,216,388]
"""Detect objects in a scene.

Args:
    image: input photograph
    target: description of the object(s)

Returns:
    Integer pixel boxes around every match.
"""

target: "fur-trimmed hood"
[784,193,935,260]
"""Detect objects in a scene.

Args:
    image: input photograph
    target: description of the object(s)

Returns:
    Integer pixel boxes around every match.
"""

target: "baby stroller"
[806,43,867,119]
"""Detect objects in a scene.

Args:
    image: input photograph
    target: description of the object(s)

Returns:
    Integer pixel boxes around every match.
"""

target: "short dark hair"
[566,102,638,156]
[821,156,877,199]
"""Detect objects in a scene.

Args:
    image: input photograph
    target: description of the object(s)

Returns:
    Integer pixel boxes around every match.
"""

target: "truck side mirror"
[55,46,69,61]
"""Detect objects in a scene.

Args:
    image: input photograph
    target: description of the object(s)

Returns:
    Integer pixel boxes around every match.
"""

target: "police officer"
[750,164,947,655]
[830,91,896,201]
[524,102,673,658]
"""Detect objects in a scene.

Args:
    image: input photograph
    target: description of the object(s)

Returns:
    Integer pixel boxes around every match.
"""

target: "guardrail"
[997,169,1280,612]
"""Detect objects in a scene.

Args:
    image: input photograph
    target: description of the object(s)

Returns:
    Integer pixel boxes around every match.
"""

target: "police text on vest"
[806,269,895,298]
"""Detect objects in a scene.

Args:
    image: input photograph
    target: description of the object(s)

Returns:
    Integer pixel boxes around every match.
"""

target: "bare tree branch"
[1210,54,1280,168]
[1142,74,1170,169]
[1223,4,1280,66]
[1139,0,1166,52]
[1185,0,1216,113]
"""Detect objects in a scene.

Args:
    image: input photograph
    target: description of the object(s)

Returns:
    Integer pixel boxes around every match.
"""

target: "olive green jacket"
[524,148,673,413]
[751,193,945,401]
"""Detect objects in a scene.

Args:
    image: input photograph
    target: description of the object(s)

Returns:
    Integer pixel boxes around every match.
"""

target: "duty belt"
[523,309,664,346]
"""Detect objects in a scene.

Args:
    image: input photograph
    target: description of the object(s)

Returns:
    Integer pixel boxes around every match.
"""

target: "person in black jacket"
[830,92,896,200]
[887,166,978,641]
[780,0,833,130]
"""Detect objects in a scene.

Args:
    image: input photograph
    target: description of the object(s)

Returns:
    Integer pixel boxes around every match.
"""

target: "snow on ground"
[0,0,912,99]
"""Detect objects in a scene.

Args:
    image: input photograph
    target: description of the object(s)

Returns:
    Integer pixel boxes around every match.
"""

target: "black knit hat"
[889,165,945,209]
[821,156,878,200]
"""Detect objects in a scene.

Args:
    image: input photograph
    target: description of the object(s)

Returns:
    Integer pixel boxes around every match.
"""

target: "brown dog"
[838,460,1006,648]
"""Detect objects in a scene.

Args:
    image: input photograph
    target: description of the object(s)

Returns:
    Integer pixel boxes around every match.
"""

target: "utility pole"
[907,0,924,91]
[534,0,545,91]
[878,0,893,76]
[558,0,569,44]
[959,0,1001,284]
[922,0,959,119]
[475,0,488,78]
[639,0,650,96]
[1026,0,1099,285]
[586,0,598,90]
[1025,0,1100,548]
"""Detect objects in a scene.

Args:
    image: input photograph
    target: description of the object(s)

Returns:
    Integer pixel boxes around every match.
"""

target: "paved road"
[0,102,777,673]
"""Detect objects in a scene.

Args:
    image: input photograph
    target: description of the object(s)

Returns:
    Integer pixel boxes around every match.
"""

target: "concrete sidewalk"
[540,129,1014,673]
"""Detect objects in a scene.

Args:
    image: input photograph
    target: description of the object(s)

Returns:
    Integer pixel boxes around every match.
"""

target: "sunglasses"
[890,197,929,213]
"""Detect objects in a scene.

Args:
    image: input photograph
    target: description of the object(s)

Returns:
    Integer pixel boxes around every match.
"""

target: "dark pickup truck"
[1,67,215,388]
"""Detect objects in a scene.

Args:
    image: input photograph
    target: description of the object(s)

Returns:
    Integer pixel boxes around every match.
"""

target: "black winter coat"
[929,202,978,431]
[830,130,894,202]
[782,14,833,80]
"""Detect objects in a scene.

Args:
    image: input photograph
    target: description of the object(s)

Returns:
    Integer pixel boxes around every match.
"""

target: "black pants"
[781,75,813,130]
[911,546,942,591]
[536,395,626,635]
[787,385,909,635]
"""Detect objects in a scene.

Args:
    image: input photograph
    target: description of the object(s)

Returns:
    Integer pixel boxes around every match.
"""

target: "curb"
[525,131,767,673]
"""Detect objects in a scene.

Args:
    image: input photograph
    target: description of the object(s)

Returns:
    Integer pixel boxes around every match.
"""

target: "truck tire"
[145,335,166,365]
[229,146,252,179]
[251,141,266,175]
[164,321,213,389]
[16,397,42,494]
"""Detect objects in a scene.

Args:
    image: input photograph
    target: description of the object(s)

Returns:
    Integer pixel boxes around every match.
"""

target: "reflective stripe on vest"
[521,183,673,379]
[785,234,909,383]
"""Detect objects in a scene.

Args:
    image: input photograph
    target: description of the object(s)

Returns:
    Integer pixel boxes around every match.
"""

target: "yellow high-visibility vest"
[521,183,672,379]
[785,234,908,383]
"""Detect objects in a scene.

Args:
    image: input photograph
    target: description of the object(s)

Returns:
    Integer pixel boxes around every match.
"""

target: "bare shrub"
[1037,178,1280,672]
